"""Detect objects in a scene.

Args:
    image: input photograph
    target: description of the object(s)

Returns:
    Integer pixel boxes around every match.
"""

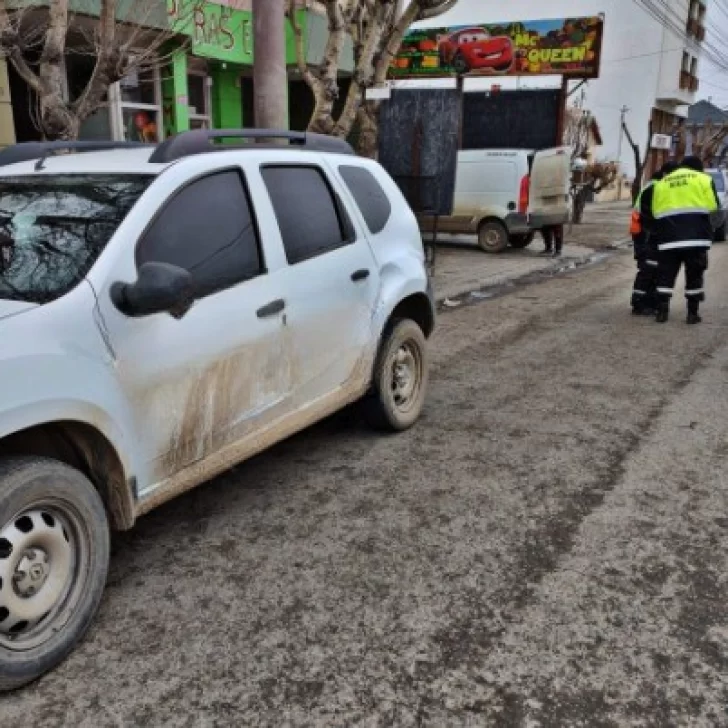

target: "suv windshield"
[710,171,725,193]
[0,174,152,304]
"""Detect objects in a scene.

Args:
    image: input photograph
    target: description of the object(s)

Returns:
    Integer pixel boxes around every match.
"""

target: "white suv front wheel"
[0,457,109,691]
[363,319,429,431]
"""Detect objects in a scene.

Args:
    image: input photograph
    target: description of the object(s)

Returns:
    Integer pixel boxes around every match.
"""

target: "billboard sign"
[389,16,604,80]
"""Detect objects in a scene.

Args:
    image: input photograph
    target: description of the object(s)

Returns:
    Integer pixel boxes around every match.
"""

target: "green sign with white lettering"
[168,0,254,64]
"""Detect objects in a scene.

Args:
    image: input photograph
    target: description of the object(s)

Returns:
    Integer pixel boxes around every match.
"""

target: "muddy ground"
[3,245,728,726]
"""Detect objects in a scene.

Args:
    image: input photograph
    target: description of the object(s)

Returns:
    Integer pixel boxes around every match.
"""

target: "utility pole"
[617,104,629,163]
[253,0,288,130]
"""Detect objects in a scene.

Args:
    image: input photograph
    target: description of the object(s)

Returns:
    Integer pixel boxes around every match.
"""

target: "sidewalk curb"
[434,239,632,307]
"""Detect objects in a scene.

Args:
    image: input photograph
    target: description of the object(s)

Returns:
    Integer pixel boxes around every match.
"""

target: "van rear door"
[528,147,571,228]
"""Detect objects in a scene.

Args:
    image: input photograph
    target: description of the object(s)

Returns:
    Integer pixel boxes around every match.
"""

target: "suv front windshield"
[0,174,153,304]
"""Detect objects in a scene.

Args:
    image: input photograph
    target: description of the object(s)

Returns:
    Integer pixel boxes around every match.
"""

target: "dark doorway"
[8,62,39,142]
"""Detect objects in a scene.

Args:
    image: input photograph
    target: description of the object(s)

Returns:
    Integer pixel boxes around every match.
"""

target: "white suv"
[0,130,434,690]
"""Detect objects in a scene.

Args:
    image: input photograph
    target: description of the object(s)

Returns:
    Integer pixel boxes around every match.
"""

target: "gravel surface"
[3,247,728,727]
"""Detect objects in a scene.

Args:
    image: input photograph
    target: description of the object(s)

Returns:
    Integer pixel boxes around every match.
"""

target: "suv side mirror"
[111,262,194,318]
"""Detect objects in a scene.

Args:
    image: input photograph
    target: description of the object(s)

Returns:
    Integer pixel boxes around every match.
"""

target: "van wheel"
[0,457,109,692]
[362,319,429,432]
[510,233,534,249]
[478,221,509,253]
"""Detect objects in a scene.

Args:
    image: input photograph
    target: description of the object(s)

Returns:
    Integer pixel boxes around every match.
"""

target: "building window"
[111,64,162,143]
[682,51,690,73]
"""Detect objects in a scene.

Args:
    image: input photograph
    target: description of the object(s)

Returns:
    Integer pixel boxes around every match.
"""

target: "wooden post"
[555,76,569,145]
[253,0,288,130]
[456,74,465,150]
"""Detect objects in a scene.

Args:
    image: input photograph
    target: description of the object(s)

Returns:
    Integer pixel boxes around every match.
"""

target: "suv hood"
[0,299,37,321]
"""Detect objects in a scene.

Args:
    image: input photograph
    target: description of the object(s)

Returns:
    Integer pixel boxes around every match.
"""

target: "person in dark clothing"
[641,156,722,324]
[540,224,564,256]
[630,161,680,315]
[631,171,662,315]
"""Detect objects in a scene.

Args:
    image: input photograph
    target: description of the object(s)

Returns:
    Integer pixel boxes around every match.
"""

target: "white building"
[415,0,707,177]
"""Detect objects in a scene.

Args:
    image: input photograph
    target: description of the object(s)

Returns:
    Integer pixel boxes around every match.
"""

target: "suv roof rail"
[149,128,355,163]
[0,141,152,170]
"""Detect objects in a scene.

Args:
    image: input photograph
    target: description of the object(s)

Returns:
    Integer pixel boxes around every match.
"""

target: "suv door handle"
[256,299,285,318]
[351,269,370,282]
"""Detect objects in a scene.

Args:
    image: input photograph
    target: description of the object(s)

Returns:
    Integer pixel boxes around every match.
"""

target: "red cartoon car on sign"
[439,27,514,74]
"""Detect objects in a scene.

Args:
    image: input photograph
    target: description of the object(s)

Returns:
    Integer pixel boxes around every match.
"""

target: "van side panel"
[421,150,530,235]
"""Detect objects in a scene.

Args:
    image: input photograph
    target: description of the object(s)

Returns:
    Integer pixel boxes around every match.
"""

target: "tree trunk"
[572,187,588,224]
[354,101,379,158]
[40,101,80,141]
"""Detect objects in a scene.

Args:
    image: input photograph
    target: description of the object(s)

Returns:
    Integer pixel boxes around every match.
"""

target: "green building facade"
[7,1,323,143]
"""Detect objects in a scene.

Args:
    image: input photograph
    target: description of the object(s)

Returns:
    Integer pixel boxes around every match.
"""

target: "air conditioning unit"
[651,133,672,150]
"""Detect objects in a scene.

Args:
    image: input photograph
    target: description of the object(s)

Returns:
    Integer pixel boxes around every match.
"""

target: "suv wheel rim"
[391,341,423,413]
[0,502,85,651]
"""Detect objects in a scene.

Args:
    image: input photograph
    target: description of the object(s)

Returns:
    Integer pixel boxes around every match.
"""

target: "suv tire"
[363,319,429,432]
[0,457,109,692]
[478,220,509,253]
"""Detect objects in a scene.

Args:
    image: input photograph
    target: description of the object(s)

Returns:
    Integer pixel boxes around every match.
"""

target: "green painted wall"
[211,66,243,131]
[161,50,189,137]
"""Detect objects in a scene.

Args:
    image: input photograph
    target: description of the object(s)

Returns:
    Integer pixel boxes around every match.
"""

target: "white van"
[426,147,572,253]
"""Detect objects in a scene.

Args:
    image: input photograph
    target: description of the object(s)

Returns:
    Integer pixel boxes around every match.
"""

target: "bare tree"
[563,106,592,163]
[0,0,191,140]
[676,119,728,167]
[571,160,618,223]
[562,107,618,223]
[623,119,652,203]
[289,0,458,155]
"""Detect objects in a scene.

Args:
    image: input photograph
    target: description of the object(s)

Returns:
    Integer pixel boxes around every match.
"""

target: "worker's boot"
[655,300,670,323]
[687,299,702,325]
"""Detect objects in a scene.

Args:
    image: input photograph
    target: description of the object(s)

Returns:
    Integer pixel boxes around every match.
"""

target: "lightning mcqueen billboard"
[389,16,605,79]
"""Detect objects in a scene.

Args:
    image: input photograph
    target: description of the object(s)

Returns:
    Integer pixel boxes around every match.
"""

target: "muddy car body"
[0,131,434,690]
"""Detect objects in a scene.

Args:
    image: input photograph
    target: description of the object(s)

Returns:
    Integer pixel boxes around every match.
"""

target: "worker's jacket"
[642,169,720,251]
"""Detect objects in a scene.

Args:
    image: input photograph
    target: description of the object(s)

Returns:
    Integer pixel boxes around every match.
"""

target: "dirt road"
[4,248,728,726]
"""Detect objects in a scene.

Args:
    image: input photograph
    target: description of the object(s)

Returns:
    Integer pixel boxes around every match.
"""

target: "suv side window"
[261,165,353,264]
[339,165,392,234]
[137,169,263,298]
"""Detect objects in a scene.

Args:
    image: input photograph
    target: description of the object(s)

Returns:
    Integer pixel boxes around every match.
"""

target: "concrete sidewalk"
[430,201,631,303]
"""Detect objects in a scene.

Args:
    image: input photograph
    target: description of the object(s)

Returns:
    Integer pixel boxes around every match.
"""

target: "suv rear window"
[0,174,152,304]
[339,165,392,234]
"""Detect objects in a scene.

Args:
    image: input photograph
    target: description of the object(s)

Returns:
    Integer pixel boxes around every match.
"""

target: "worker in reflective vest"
[641,156,721,324]
[630,162,679,315]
